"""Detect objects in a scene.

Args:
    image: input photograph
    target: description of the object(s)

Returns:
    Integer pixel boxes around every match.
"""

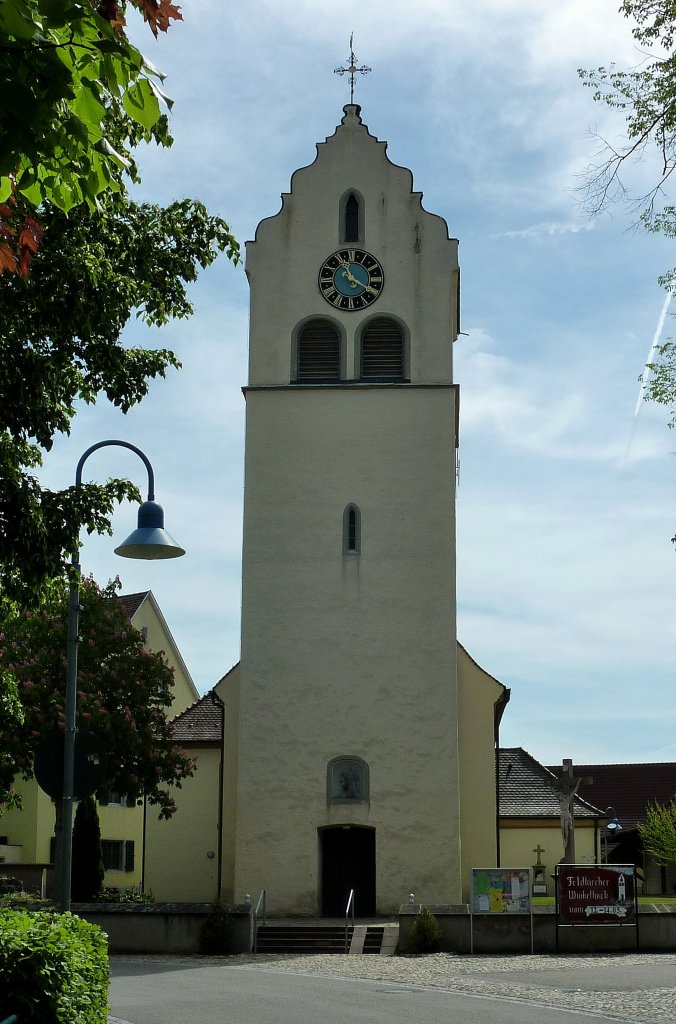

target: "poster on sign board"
[470,868,532,915]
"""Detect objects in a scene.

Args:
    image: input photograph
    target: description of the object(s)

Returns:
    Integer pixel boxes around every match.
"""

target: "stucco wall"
[236,387,460,914]
[144,746,222,902]
[499,822,598,896]
[457,646,505,898]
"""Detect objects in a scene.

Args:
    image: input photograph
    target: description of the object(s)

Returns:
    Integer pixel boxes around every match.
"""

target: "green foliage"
[95,886,154,903]
[71,797,104,902]
[410,905,443,954]
[0,908,109,1023]
[579,3,676,442]
[638,797,676,866]
[0,575,195,818]
[199,900,233,955]
[0,192,238,606]
[0,668,23,810]
[0,0,176,213]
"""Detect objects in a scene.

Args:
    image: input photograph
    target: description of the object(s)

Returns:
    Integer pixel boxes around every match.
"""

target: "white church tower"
[227,101,464,916]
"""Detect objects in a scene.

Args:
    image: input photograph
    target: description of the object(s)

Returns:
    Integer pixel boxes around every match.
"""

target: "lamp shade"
[114,500,185,560]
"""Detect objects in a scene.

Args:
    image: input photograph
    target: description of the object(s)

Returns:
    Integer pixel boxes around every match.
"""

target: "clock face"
[318,249,384,311]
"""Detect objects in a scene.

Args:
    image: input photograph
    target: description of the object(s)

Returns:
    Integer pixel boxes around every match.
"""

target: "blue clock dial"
[319,249,384,310]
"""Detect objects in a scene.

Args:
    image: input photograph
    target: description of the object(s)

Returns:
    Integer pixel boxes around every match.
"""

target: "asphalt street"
[109,953,676,1024]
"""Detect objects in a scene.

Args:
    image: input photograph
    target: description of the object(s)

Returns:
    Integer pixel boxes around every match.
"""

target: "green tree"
[638,798,676,866]
[0,0,181,214]
[0,668,23,812]
[0,0,185,276]
[579,2,676,422]
[0,575,194,817]
[0,190,238,606]
[71,796,105,901]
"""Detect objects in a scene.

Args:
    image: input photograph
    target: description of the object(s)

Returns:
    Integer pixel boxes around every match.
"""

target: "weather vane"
[334,34,371,104]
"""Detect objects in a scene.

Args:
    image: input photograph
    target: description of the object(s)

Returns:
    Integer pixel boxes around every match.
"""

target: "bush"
[410,905,443,953]
[0,909,109,1023]
[94,887,155,904]
[199,899,233,954]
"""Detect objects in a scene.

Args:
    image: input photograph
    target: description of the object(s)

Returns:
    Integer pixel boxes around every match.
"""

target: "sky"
[39,0,676,769]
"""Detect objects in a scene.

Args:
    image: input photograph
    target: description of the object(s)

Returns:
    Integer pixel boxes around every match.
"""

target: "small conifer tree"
[71,796,105,902]
[410,905,443,953]
[199,900,233,954]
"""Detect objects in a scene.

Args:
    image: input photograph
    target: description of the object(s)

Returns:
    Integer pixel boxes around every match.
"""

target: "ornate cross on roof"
[334,34,371,104]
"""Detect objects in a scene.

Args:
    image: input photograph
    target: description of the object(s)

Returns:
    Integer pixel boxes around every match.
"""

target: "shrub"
[94,887,155,904]
[0,909,109,1023]
[71,797,105,902]
[410,905,443,953]
[199,899,233,954]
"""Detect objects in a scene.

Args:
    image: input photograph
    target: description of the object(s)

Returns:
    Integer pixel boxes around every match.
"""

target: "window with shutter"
[360,318,405,380]
[296,319,341,382]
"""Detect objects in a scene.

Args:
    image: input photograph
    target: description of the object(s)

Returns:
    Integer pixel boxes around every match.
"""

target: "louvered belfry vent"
[296,320,341,381]
[361,318,405,380]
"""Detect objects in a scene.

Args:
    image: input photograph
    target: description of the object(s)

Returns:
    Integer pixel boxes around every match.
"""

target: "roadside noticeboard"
[556,865,636,926]
[471,868,532,915]
[469,868,533,953]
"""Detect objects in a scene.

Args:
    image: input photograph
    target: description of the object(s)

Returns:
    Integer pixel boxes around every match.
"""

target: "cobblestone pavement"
[111,952,676,1023]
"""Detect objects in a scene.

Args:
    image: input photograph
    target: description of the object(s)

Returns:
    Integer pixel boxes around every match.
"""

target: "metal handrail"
[253,888,266,952]
[344,888,355,952]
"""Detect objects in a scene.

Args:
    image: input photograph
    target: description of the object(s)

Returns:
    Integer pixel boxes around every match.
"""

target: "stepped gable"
[500,747,601,819]
[554,761,676,830]
[170,690,224,744]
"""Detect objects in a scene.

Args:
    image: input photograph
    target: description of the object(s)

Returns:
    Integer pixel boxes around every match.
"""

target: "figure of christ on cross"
[551,758,581,863]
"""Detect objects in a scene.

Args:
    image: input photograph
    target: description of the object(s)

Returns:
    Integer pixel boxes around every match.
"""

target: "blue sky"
[40,0,676,767]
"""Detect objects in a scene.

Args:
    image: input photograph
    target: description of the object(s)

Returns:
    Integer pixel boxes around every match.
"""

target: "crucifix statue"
[551,758,581,863]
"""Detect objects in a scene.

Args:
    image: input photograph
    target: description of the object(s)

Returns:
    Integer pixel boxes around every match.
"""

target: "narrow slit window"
[345,194,360,242]
[343,504,361,554]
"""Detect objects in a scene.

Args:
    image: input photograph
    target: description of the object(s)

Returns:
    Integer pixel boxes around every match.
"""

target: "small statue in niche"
[339,767,360,798]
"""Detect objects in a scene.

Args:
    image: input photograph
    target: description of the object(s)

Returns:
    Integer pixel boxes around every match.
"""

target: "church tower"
[228,103,463,915]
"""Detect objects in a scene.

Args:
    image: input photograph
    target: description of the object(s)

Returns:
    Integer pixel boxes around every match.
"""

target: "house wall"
[130,597,198,716]
[2,592,196,889]
[499,821,598,895]
[457,646,504,897]
[143,746,222,902]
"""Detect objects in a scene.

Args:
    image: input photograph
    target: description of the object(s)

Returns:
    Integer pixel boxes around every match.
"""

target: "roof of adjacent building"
[171,690,224,744]
[116,591,149,618]
[550,762,676,831]
[499,747,602,819]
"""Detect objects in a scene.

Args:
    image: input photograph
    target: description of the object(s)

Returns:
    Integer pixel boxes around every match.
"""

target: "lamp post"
[603,805,623,864]
[56,440,185,913]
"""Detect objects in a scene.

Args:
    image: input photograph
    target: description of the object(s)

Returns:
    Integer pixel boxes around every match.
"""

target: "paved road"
[110,952,676,1024]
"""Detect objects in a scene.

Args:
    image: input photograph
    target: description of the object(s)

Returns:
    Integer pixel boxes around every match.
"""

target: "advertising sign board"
[556,865,636,926]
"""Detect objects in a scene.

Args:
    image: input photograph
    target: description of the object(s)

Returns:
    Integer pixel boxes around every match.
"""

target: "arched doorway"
[320,825,375,917]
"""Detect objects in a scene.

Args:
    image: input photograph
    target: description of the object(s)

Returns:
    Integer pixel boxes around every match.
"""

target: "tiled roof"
[117,592,149,618]
[499,747,601,819]
[549,762,676,831]
[171,690,224,744]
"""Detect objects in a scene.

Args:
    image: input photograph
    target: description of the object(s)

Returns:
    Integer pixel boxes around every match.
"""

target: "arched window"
[295,319,341,382]
[360,318,405,381]
[343,504,361,554]
[345,194,360,242]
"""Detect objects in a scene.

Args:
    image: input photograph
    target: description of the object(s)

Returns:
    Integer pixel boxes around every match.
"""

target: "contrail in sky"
[634,287,674,417]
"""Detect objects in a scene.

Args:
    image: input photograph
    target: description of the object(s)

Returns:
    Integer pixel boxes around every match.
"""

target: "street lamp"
[57,440,185,912]
[603,805,623,864]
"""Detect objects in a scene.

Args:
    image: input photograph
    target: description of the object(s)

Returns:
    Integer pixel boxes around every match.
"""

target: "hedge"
[0,909,109,1024]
